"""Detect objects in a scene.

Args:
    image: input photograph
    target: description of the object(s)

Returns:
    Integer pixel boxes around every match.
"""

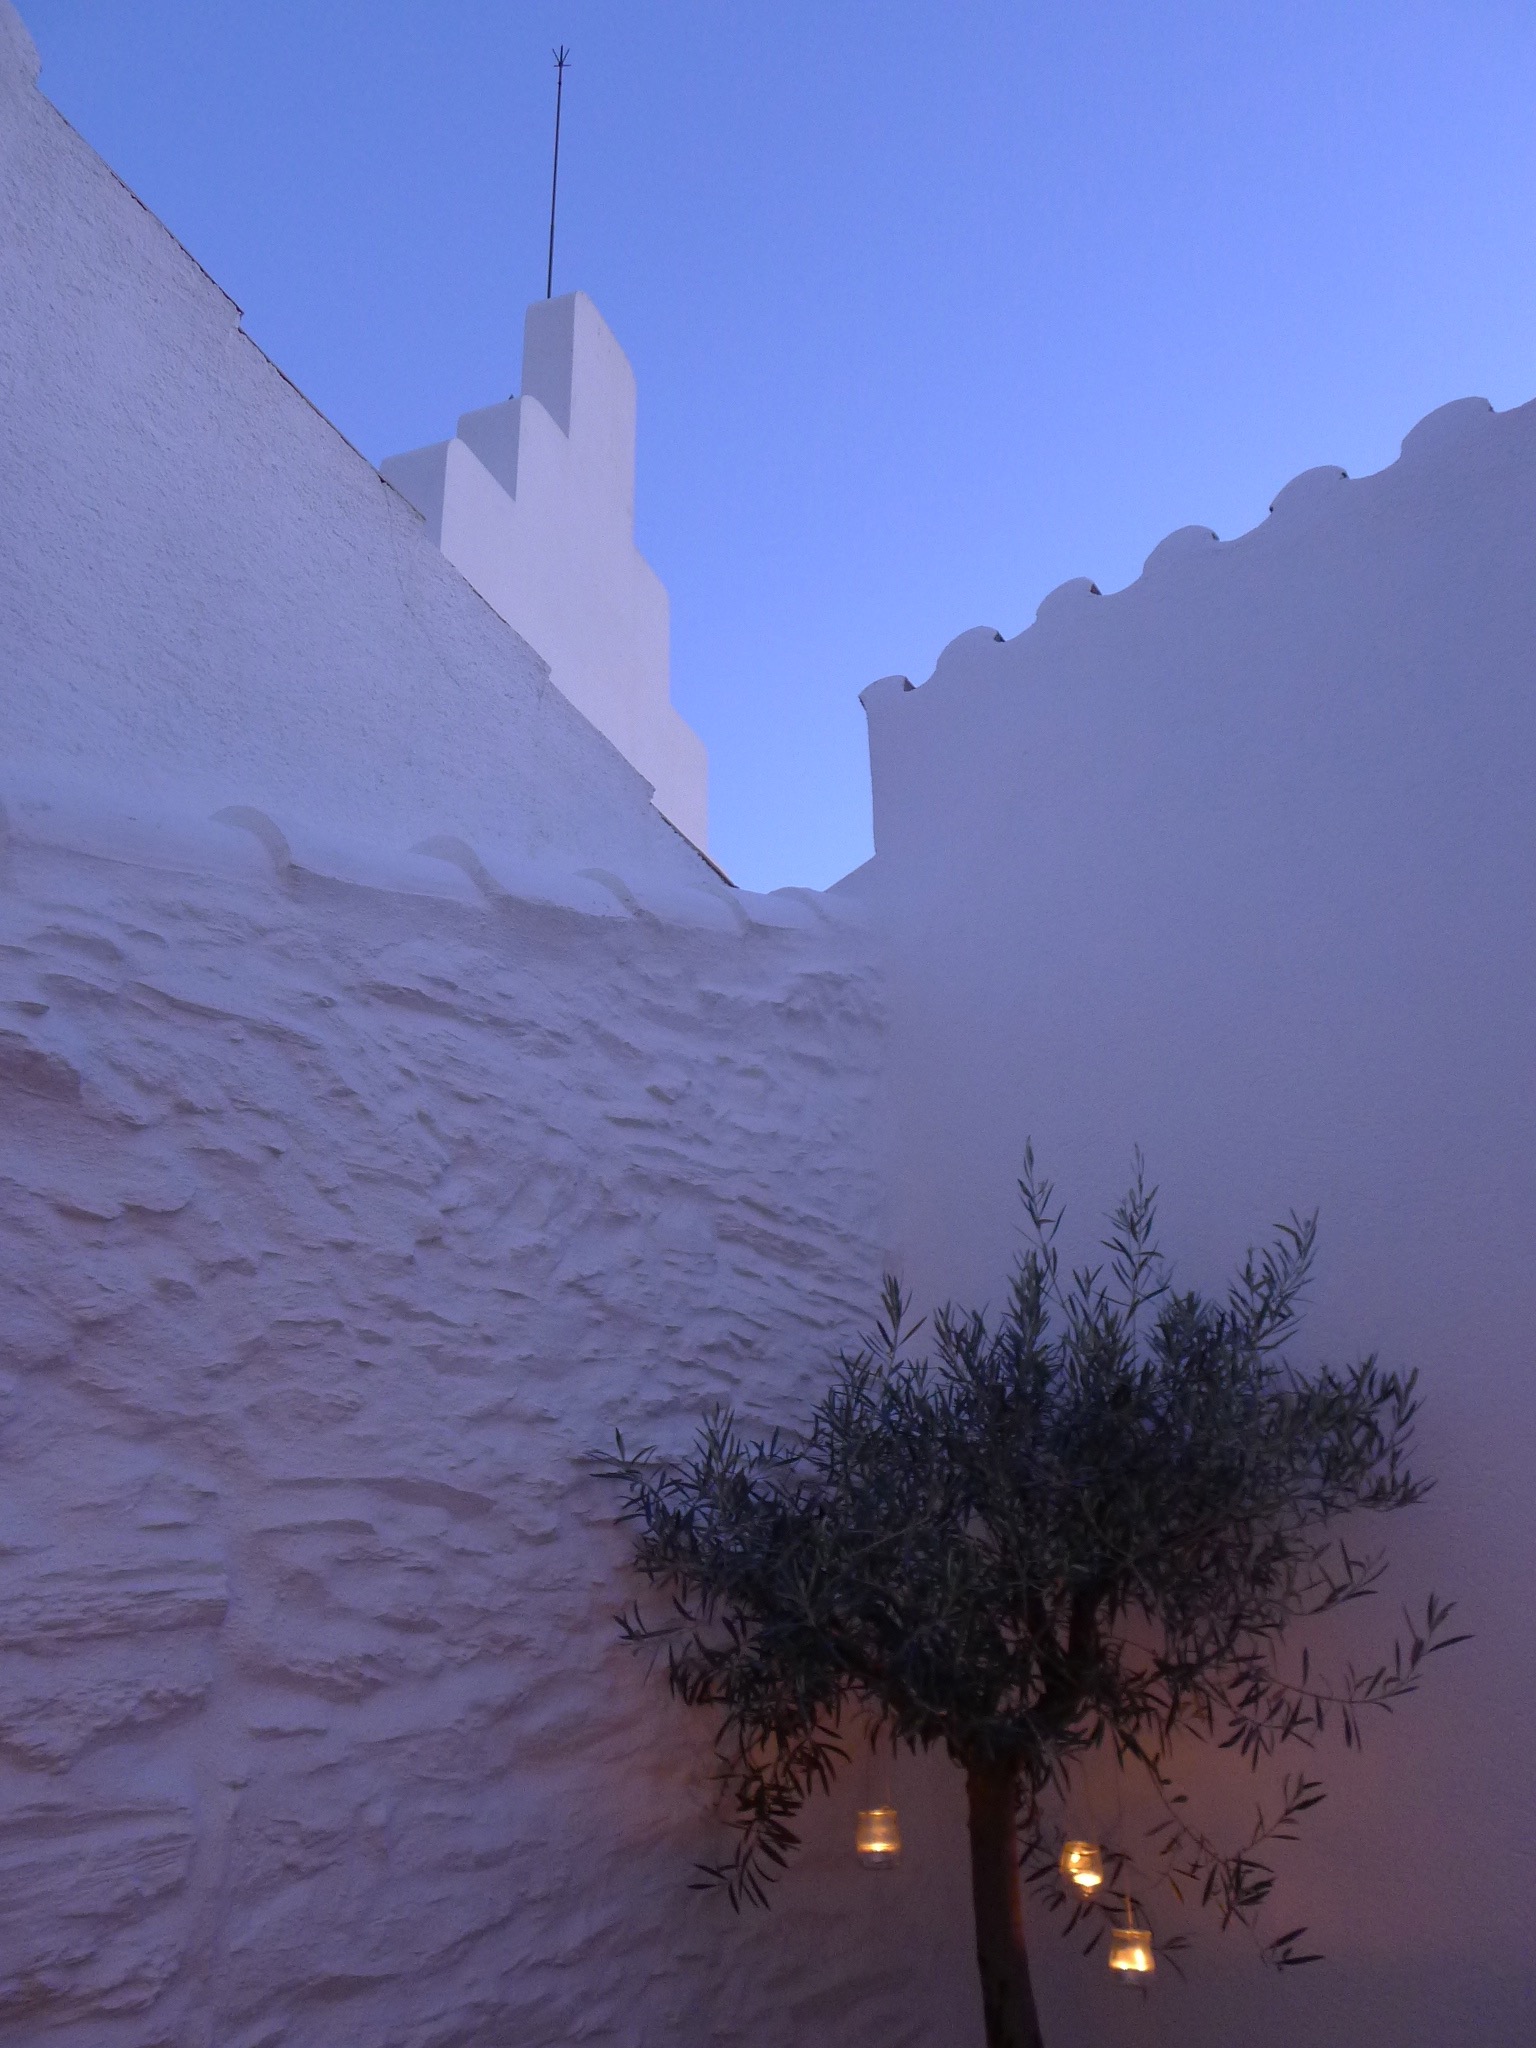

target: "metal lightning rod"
[545,46,570,299]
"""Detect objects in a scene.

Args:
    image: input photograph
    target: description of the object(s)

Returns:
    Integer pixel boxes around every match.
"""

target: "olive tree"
[598,1155,1462,2048]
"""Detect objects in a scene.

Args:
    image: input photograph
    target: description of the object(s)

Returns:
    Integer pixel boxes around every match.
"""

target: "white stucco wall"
[382,295,710,855]
[0,803,987,2048]
[0,5,707,892]
[0,11,978,2040]
[5,0,1534,2039]
[847,393,1536,2044]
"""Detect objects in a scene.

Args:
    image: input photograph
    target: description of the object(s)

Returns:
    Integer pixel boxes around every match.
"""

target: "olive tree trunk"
[965,1762,1046,2048]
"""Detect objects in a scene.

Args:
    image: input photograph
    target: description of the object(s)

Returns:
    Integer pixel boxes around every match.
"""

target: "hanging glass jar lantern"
[1107,1897,1155,1979]
[855,1806,902,1868]
[1059,1840,1104,1892]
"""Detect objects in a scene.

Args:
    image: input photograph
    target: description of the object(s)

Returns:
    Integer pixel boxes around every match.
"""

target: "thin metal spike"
[546,46,570,299]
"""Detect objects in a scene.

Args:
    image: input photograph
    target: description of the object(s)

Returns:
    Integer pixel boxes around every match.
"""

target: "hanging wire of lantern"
[1059,1840,1104,1892]
[1107,1894,1156,1979]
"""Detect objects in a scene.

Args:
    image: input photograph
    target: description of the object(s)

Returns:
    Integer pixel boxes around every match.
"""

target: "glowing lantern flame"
[1108,1898,1155,1979]
[855,1807,901,1868]
[1059,1840,1104,1892]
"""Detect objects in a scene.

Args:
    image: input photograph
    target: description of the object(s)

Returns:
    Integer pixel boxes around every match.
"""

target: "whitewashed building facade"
[1,3,1532,2042]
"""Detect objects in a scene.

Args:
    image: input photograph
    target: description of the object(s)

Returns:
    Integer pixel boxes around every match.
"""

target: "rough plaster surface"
[4,0,1535,2037]
[382,297,710,854]
[849,392,1536,2044]
[0,810,997,2048]
[0,10,982,2036]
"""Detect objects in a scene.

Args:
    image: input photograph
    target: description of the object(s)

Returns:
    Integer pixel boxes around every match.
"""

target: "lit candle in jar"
[855,1806,901,1868]
[1108,1905,1155,1979]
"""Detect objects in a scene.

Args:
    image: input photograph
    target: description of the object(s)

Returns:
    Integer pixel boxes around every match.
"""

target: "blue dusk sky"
[18,1,1536,890]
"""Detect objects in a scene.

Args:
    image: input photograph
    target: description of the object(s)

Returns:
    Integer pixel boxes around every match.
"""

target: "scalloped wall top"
[877,389,1525,713]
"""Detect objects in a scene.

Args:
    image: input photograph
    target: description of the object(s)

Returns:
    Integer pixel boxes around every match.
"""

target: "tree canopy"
[600,1153,1462,2044]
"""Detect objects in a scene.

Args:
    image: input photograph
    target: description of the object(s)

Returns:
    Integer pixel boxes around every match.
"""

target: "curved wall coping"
[862,394,1525,716]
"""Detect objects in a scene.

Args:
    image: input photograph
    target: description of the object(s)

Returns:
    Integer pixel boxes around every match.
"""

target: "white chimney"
[382,293,708,852]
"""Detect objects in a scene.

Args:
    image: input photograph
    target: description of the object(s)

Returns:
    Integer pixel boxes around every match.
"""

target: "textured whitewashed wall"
[848,393,1536,2045]
[0,6,987,2040]
[6,0,1534,2040]
[0,805,998,2048]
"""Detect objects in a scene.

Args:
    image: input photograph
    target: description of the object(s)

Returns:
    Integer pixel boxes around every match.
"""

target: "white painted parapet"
[846,391,1536,2047]
[0,6,712,894]
[383,295,710,853]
